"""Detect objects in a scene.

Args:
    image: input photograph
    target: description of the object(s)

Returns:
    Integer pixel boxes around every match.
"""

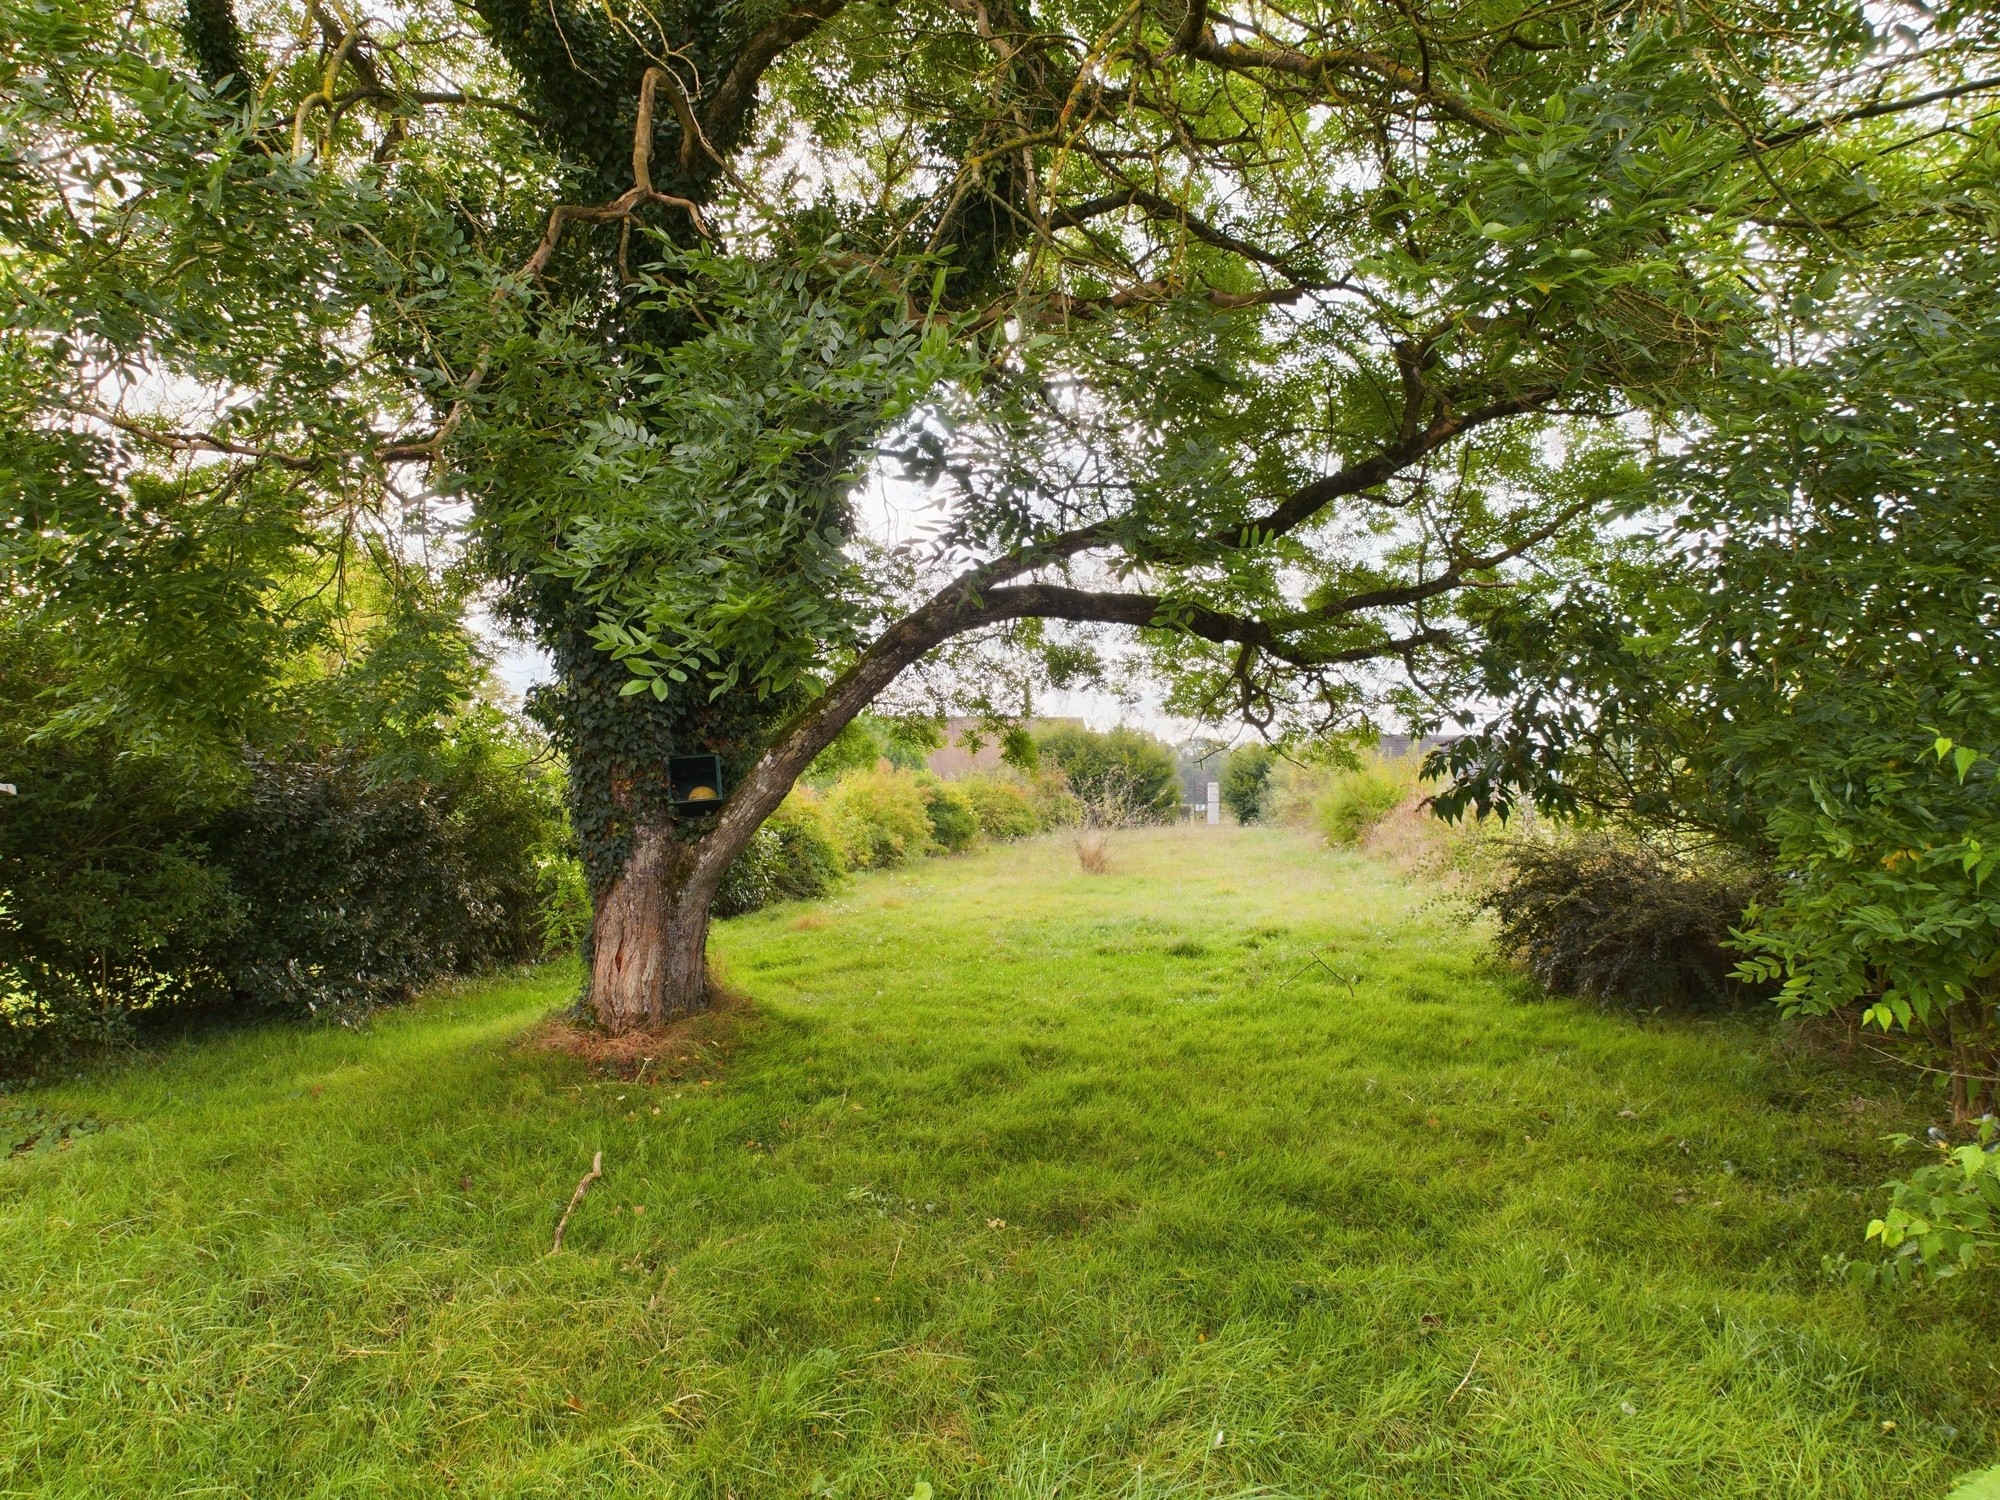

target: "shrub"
[960,774,1041,839]
[767,791,847,899]
[0,633,244,1060]
[1857,1117,2000,1285]
[1221,744,1274,824]
[1026,767,1081,829]
[1314,755,1419,844]
[212,738,558,1017]
[1037,725,1181,823]
[1474,833,1764,1009]
[713,827,782,918]
[917,775,980,853]
[0,618,574,1061]
[715,791,846,916]
[535,840,592,956]
[826,767,937,869]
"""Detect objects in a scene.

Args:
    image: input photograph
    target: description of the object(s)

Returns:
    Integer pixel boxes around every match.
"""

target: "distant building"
[926,717,1084,779]
[1377,733,1456,760]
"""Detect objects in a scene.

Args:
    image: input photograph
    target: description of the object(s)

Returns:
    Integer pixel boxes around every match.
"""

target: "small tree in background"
[1220,745,1274,825]
[1038,727,1183,826]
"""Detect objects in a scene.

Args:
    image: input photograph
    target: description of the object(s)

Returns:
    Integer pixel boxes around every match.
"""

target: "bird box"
[668,753,725,811]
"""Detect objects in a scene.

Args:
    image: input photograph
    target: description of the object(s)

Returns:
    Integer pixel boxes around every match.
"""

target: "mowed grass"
[1,828,1995,1499]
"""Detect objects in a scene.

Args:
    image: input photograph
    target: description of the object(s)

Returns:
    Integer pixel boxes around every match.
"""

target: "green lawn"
[2,827,1994,1498]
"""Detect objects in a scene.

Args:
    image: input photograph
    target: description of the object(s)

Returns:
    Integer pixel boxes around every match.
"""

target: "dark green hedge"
[0,699,570,1065]
[210,744,558,1017]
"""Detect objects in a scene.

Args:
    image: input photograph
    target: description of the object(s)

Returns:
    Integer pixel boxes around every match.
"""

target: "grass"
[1,826,1995,1498]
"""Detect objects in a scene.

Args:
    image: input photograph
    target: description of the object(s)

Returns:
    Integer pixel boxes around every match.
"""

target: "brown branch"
[1237,387,1555,540]
[923,382,1558,608]
[1180,21,1512,136]
[549,1150,604,1254]
[970,581,1456,665]
[695,544,1471,890]
[1171,0,1209,55]
[1034,278,1307,316]
[1755,74,2000,151]
[701,0,850,148]
[652,64,712,174]
[327,85,543,126]
[1050,182,1338,287]
[380,81,712,464]
[86,408,321,471]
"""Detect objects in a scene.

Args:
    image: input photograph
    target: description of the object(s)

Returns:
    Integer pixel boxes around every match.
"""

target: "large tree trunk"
[587,819,715,1030]
[577,568,1040,1034]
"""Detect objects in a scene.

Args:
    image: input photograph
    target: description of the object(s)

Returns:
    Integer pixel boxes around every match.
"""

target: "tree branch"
[1178,20,1512,136]
[1755,74,2000,151]
[700,0,850,149]
[79,406,321,471]
[1049,182,1338,287]
[1235,387,1555,541]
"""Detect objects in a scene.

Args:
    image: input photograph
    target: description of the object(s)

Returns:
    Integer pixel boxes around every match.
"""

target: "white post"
[1206,780,1220,826]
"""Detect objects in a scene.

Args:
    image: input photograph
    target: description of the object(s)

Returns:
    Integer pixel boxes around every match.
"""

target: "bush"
[212,737,559,1017]
[917,775,980,853]
[1314,755,1419,844]
[826,767,937,869]
[0,632,244,1060]
[0,619,574,1063]
[715,790,846,916]
[1037,725,1181,823]
[1857,1117,2000,1285]
[961,773,1041,839]
[1474,833,1763,1009]
[535,839,592,956]
[767,791,847,898]
[1025,768,1081,829]
[1221,744,1274,824]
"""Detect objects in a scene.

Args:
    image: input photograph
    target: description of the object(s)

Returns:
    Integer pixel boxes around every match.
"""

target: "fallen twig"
[1446,1347,1482,1405]
[550,1150,604,1254]
[1279,950,1356,996]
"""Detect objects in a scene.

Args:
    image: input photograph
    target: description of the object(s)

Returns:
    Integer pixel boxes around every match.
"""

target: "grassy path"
[1,827,1993,1497]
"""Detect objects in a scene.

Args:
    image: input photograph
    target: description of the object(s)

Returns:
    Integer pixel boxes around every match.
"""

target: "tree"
[1221,745,1274,825]
[9,0,1985,1032]
[1038,725,1182,823]
[1436,260,2000,1119]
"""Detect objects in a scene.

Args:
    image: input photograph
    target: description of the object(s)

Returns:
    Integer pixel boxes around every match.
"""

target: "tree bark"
[580,583,981,1033]
[587,818,716,1029]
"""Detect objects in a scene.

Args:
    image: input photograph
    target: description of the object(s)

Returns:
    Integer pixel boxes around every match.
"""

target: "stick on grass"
[550,1150,603,1254]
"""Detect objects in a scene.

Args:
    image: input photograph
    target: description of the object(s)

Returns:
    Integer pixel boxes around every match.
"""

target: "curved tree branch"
[700,0,850,148]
